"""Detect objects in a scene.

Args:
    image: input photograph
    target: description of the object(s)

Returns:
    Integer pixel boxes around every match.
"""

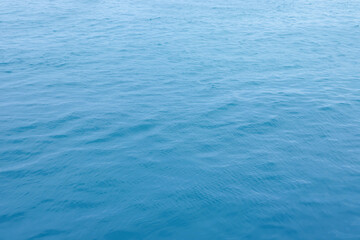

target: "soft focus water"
[1,0,360,239]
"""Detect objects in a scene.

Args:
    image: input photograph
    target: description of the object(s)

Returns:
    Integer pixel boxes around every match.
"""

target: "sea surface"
[1,0,360,239]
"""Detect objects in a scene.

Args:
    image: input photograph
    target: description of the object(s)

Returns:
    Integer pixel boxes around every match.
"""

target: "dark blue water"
[1,0,360,239]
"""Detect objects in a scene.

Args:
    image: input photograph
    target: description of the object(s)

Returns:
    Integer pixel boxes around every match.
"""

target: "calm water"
[1,0,360,239]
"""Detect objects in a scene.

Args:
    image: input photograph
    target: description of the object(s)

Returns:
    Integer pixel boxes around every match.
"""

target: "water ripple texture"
[1,0,360,239]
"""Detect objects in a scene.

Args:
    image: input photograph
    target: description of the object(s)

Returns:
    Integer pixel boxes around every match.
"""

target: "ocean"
[1,0,360,239]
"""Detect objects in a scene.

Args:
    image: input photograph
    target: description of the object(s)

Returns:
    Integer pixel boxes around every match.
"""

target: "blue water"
[1,0,360,239]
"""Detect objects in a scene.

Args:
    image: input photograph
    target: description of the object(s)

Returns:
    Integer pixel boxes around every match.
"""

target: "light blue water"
[1,0,360,239]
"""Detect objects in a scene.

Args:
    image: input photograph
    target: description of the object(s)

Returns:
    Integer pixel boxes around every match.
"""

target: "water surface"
[1,0,360,239]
